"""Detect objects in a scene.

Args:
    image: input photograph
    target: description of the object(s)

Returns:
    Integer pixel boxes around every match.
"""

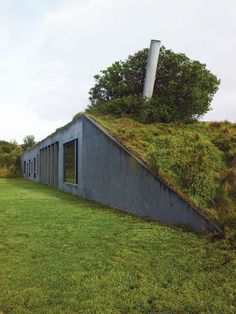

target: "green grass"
[0,179,235,313]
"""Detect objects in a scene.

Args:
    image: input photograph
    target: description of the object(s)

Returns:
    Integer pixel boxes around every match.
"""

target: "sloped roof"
[86,114,236,229]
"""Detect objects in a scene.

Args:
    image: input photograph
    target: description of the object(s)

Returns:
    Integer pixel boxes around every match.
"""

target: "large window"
[64,139,78,184]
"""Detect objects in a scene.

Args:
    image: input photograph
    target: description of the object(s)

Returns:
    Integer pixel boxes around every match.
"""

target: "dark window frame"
[33,157,36,172]
[28,159,31,178]
[63,139,78,185]
[37,154,39,175]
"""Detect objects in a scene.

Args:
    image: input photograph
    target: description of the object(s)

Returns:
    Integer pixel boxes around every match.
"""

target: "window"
[28,160,30,178]
[23,161,26,174]
[64,139,78,184]
[37,154,39,175]
[33,157,36,172]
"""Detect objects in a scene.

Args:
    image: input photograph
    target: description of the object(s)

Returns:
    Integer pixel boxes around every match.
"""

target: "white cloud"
[0,0,235,142]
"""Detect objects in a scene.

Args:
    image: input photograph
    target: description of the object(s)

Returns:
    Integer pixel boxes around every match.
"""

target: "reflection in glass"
[64,140,78,184]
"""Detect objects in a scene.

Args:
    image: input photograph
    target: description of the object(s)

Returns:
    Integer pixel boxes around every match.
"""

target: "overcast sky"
[0,0,235,143]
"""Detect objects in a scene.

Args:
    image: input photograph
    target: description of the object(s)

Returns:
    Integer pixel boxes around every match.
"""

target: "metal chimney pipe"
[142,39,161,98]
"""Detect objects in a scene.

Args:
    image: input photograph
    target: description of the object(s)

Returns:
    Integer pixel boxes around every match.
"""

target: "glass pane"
[64,141,77,184]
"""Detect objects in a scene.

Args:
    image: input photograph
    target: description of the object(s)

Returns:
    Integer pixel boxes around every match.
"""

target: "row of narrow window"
[23,156,38,179]
[23,139,78,185]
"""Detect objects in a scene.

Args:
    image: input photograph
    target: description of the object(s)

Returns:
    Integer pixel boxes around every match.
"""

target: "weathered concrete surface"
[21,118,83,196]
[21,115,221,233]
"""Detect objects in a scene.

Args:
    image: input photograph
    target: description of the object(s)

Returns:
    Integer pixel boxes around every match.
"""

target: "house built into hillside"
[21,114,221,233]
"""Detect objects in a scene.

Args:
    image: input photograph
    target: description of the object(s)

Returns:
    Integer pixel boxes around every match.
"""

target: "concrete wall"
[21,118,83,196]
[21,115,220,233]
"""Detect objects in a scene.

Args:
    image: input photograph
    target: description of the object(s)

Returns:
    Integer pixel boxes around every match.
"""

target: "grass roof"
[89,114,236,239]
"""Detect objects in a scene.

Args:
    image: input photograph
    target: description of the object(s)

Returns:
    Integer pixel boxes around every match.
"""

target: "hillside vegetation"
[0,140,22,178]
[90,115,236,240]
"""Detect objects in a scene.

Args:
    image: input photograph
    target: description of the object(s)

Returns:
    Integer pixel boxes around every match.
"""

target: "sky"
[0,0,235,143]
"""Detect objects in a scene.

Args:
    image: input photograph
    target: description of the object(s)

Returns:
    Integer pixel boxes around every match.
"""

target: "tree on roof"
[87,46,220,123]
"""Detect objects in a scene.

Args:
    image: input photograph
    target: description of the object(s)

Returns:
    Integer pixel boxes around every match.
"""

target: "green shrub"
[87,46,220,122]
[0,140,22,178]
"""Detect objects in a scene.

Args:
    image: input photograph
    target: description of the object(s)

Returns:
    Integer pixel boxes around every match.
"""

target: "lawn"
[0,179,235,314]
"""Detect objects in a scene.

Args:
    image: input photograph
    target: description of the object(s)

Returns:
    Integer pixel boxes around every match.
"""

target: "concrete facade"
[21,115,221,233]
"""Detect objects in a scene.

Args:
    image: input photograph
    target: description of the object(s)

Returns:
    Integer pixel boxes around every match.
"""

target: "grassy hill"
[0,179,235,313]
[89,115,236,240]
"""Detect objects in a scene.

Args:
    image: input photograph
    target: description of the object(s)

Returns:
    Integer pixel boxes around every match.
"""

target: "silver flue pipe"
[142,39,161,98]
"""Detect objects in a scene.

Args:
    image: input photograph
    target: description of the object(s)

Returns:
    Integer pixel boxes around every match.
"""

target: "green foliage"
[0,178,235,313]
[88,95,143,116]
[148,135,222,208]
[87,46,220,122]
[210,125,236,243]
[21,134,36,151]
[88,95,176,123]
[0,140,22,177]
[91,115,236,241]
